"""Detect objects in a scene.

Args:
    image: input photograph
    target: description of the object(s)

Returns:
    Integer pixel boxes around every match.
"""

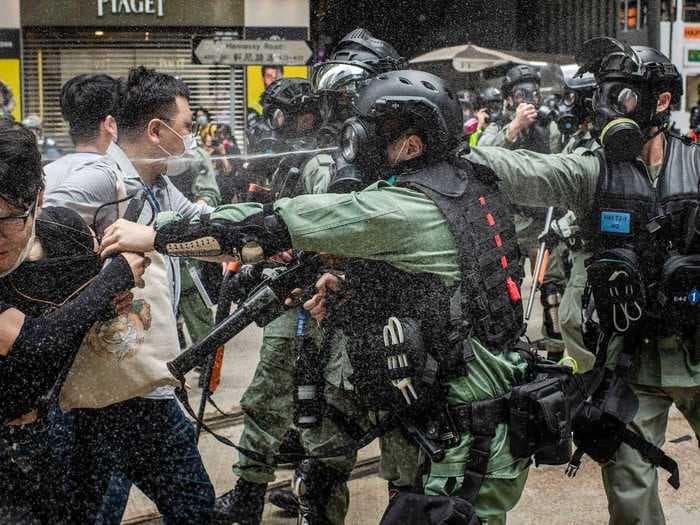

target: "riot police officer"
[476,86,505,134]
[467,37,693,525]
[103,70,567,525]
[211,76,323,525]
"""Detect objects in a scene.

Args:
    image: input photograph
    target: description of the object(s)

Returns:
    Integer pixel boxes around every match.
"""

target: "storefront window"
[685,0,700,22]
[661,0,676,21]
[619,0,648,30]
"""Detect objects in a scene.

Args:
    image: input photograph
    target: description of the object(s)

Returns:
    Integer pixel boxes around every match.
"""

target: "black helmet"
[340,69,462,166]
[457,89,478,110]
[576,37,682,133]
[311,28,405,94]
[502,64,541,96]
[260,77,318,136]
[477,86,502,106]
[576,37,682,104]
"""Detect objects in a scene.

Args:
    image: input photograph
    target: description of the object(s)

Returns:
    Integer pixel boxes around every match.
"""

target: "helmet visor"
[311,62,372,93]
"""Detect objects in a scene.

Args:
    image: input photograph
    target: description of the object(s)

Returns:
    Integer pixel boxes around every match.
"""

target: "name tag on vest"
[600,210,631,234]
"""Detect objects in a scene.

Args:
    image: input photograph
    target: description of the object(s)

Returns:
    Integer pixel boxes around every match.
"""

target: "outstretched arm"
[465,146,600,219]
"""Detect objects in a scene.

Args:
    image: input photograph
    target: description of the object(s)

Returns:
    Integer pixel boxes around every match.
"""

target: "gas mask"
[511,82,541,109]
[555,90,590,137]
[592,81,662,162]
[157,120,197,177]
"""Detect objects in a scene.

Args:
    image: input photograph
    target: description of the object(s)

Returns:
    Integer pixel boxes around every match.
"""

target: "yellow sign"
[685,26,700,40]
[246,65,309,115]
[0,59,21,120]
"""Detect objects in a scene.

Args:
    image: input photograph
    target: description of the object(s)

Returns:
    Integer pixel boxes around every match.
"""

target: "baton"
[525,206,554,320]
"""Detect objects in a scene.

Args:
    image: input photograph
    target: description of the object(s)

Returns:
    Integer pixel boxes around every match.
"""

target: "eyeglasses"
[0,201,36,234]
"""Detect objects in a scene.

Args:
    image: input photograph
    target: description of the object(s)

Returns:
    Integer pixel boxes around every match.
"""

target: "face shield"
[311,61,374,94]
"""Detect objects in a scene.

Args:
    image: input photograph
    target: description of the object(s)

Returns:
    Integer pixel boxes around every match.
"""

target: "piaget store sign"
[98,0,165,17]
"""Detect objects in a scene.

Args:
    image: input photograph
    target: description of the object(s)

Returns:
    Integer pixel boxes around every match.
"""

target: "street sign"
[193,38,312,65]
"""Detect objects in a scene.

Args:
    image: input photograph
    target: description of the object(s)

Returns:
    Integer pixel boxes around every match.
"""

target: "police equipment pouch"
[658,255,700,329]
[585,249,645,334]
[379,490,479,525]
[509,374,572,461]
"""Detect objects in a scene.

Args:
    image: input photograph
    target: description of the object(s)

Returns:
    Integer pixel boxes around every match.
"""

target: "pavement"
[121,275,700,524]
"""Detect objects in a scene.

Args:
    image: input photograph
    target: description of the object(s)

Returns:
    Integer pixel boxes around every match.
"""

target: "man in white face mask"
[43,66,219,524]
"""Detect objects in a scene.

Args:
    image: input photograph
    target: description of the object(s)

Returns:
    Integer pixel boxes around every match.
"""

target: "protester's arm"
[0,253,146,422]
[466,146,599,218]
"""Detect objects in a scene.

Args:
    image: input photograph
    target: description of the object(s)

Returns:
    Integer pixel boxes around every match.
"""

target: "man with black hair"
[0,120,146,524]
[44,74,122,194]
[45,66,216,524]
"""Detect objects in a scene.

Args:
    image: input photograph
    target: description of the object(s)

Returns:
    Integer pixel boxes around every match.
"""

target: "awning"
[411,44,574,73]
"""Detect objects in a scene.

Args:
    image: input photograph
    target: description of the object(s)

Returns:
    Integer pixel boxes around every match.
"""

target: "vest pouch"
[585,249,646,334]
[508,377,571,459]
[348,317,435,411]
[658,255,700,330]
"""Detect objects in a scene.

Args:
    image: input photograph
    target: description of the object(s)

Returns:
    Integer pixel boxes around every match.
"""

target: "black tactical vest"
[397,159,524,349]
[336,159,524,407]
[584,134,700,283]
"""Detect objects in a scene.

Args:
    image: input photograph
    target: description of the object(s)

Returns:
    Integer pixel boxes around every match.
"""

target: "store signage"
[685,26,700,40]
[97,0,165,17]
[193,38,312,65]
[689,49,700,63]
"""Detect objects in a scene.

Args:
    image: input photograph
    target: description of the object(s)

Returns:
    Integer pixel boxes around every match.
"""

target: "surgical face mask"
[0,211,36,278]
[157,120,197,176]
[196,115,209,126]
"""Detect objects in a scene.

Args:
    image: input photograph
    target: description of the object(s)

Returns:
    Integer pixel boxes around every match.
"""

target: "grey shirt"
[44,142,212,311]
[44,143,213,399]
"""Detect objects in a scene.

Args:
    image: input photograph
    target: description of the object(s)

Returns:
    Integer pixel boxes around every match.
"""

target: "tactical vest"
[584,134,700,284]
[336,159,524,407]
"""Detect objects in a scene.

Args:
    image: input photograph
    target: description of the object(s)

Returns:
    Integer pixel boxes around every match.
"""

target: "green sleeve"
[476,122,507,147]
[548,120,563,154]
[192,149,221,206]
[175,183,460,285]
[466,146,599,219]
[302,153,334,195]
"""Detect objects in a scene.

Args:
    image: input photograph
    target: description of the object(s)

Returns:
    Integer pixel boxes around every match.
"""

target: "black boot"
[293,459,348,525]
[268,487,299,516]
[211,479,267,525]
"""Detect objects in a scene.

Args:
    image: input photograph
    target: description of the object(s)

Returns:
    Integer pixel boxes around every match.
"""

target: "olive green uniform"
[557,131,599,373]
[232,154,376,524]
[167,179,534,524]
[178,148,220,345]
[467,144,700,525]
